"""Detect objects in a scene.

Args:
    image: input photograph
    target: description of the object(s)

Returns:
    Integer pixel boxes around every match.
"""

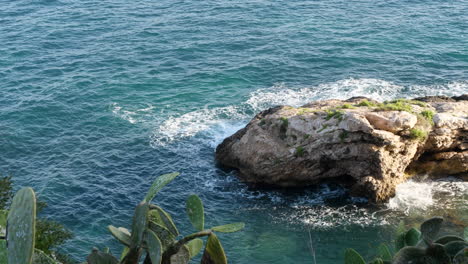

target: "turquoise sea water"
[1,0,467,263]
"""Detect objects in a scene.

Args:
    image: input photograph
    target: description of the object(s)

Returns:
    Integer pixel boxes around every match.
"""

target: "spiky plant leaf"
[186,238,203,258]
[444,241,468,257]
[434,235,465,245]
[425,243,451,263]
[148,221,175,250]
[146,230,162,264]
[33,249,60,264]
[108,225,131,247]
[344,248,365,264]
[369,258,384,264]
[405,227,421,246]
[120,247,129,261]
[453,248,467,264]
[393,247,428,264]
[211,222,245,233]
[87,247,119,264]
[144,172,180,203]
[186,195,204,231]
[149,206,179,236]
[171,245,190,264]
[7,187,36,264]
[130,202,149,249]
[395,233,406,251]
[201,233,227,264]
[377,243,392,261]
[420,217,443,243]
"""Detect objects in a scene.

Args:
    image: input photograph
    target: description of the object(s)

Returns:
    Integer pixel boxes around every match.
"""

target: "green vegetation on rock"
[409,128,428,141]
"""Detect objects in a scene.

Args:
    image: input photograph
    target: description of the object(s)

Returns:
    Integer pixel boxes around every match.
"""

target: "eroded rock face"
[216,95,467,203]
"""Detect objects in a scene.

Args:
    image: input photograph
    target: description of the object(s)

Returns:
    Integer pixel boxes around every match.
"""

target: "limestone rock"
[216,96,467,203]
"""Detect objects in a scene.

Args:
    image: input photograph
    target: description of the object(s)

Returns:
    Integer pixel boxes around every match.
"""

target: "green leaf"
[148,221,176,250]
[444,241,468,257]
[7,187,36,264]
[396,220,406,235]
[453,248,467,264]
[144,172,180,202]
[86,247,119,264]
[146,230,162,264]
[369,258,384,264]
[186,238,203,258]
[420,217,443,243]
[377,243,392,261]
[211,222,245,233]
[393,246,427,264]
[434,235,465,245]
[201,233,227,264]
[130,202,149,249]
[395,233,406,251]
[344,248,366,264]
[405,228,421,246]
[186,195,204,231]
[149,206,179,236]
[108,225,131,247]
[171,245,191,264]
[120,247,129,261]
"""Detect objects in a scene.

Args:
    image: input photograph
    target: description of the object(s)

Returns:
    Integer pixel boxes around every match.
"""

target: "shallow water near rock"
[1,0,467,263]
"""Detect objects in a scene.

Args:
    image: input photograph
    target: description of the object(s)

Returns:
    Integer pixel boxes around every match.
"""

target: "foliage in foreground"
[0,176,75,263]
[344,217,468,264]
[0,173,244,264]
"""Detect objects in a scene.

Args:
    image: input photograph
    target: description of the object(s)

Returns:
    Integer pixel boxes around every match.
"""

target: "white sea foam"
[111,103,155,124]
[150,78,467,147]
[387,177,468,214]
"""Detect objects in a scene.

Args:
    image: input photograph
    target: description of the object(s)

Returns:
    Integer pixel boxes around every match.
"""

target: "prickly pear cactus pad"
[7,187,36,264]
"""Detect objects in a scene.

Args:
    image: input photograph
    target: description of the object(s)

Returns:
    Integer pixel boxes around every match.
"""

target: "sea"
[1,0,467,263]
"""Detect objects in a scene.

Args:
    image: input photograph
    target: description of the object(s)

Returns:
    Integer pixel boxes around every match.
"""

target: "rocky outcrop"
[215,95,467,203]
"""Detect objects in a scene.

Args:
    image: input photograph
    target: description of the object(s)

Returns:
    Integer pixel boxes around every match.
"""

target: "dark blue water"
[1,0,467,263]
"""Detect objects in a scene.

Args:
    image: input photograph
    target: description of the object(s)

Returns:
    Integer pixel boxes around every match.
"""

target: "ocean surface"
[1,0,467,263]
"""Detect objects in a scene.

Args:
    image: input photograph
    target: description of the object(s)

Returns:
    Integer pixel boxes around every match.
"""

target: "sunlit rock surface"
[216,95,467,203]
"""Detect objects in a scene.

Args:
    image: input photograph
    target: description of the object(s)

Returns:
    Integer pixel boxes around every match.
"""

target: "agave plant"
[345,217,468,264]
[88,172,245,264]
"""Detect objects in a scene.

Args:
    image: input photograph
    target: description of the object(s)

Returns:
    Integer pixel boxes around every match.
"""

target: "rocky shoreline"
[215,95,467,203]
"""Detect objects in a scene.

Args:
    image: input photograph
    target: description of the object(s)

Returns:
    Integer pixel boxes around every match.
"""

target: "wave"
[149,78,467,146]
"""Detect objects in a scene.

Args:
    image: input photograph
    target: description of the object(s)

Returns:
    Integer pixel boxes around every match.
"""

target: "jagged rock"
[216,96,467,203]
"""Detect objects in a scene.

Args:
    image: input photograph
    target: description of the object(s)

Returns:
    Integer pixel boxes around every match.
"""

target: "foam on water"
[387,177,468,216]
[149,78,468,147]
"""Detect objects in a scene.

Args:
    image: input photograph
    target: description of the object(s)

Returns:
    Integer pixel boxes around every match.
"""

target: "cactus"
[146,230,162,264]
[420,216,443,243]
[108,225,131,247]
[404,227,421,246]
[7,187,36,264]
[346,217,467,264]
[170,245,190,264]
[186,195,204,231]
[144,172,180,203]
[87,247,119,264]
[201,233,227,264]
[149,206,179,237]
[186,238,203,258]
[377,244,392,261]
[344,248,366,264]
[211,222,245,233]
